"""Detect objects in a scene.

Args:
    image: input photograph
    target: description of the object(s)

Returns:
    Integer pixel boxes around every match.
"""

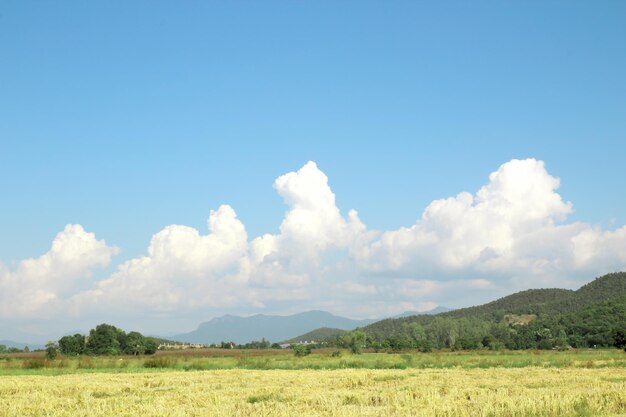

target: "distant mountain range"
[4,271,624,349]
[392,306,451,318]
[283,306,452,344]
[0,340,44,350]
[0,307,449,349]
[172,310,377,344]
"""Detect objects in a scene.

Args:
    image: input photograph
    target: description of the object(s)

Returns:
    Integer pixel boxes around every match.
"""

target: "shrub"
[22,359,46,369]
[292,344,312,357]
[143,356,177,368]
[45,342,59,360]
[77,357,96,369]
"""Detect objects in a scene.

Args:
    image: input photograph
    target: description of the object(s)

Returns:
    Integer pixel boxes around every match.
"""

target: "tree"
[143,337,158,355]
[612,328,626,349]
[427,318,456,349]
[59,334,85,356]
[86,324,124,355]
[554,329,569,350]
[122,332,146,355]
[342,331,366,354]
[45,342,58,360]
[404,322,426,344]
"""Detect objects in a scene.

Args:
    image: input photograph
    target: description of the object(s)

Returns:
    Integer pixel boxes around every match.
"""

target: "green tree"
[427,317,457,349]
[122,331,146,355]
[58,334,86,356]
[86,324,124,355]
[342,330,366,354]
[45,341,58,360]
[404,322,427,346]
[554,329,569,350]
[612,328,626,349]
[143,338,158,355]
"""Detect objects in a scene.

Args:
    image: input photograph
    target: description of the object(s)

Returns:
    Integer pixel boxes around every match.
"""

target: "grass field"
[1,350,626,416]
[2,348,626,375]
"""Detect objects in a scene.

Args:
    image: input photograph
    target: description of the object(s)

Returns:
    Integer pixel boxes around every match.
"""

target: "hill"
[285,306,453,344]
[340,272,626,350]
[284,327,347,344]
[361,272,626,340]
[173,311,376,344]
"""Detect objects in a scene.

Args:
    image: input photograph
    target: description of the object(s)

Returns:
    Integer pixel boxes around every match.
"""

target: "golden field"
[2,367,626,417]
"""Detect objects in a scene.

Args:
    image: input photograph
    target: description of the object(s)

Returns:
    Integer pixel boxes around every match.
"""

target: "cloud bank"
[2,159,626,325]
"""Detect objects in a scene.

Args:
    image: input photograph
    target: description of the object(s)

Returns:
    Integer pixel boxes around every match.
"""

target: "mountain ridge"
[172,310,376,344]
[359,272,626,342]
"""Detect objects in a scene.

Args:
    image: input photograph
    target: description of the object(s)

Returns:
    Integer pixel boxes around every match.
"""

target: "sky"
[1,1,626,342]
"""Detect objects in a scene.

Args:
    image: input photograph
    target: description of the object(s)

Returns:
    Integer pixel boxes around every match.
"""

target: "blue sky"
[1,2,625,340]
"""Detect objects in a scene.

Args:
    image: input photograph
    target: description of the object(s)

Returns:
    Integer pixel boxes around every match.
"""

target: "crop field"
[1,350,626,416]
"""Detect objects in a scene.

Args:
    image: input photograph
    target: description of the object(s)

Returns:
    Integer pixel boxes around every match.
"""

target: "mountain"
[0,326,87,347]
[284,327,347,344]
[0,340,44,350]
[394,306,452,318]
[360,272,626,343]
[279,307,453,344]
[440,272,626,320]
[173,310,376,344]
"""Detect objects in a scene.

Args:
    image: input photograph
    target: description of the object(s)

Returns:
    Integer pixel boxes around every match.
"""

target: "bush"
[292,344,312,357]
[45,342,59,360]
[143,356,177,368]
[22,359,46,369]
[77,357,96,369]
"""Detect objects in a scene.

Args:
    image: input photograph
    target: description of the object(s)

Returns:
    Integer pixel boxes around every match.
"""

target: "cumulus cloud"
[71,205,251,313]
[358,158,626,285]
[249,161,368,285]
[0,225,118,318]
[272,162,366,251]
[2,158,626,328]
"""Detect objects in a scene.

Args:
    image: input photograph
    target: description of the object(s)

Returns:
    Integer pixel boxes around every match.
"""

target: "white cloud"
[71,205,251,312]
[358,158,626,284]
[2,158,626,332]
[0,225,118,318]
[336,281,378,295]
[248,161,368,287]
[261,161,367,259]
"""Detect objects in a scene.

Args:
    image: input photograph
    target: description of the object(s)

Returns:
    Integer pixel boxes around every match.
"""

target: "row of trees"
[57,324,159,356]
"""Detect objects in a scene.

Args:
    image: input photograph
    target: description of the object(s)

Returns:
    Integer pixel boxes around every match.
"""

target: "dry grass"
[1,367,626,416]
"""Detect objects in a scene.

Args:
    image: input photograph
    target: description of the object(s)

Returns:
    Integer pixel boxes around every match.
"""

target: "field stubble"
[1,366,626,416]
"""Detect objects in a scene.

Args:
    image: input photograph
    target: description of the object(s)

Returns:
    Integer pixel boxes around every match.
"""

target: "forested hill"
[357,272,626,349]
[447,271,626,318]
[284,327,346,344]
[575,272,626,304]
[442,288,575,320]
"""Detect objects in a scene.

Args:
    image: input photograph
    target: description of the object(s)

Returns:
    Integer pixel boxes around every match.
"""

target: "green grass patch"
[1,349,625,375]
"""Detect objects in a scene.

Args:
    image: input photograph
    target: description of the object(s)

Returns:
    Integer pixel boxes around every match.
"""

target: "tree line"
[55,324,159,356]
